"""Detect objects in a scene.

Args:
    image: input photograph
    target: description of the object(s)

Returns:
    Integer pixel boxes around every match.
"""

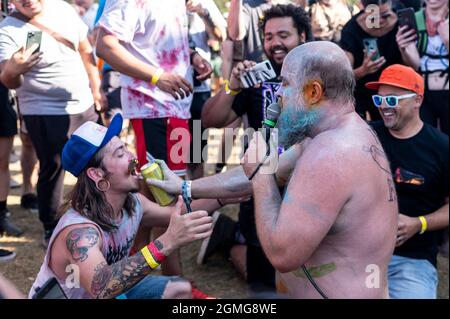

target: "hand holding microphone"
[243,101,281,180]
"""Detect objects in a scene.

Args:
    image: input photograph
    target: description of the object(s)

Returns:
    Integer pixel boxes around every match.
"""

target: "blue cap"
[62,113,123,177]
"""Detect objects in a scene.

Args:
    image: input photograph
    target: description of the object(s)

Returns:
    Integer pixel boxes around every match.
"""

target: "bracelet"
[141,246,160,269]
[151,68,164,85]
[181,180,193,213]
[147,241,166,263]
[217,198,224,207]
[224,80,241,96]
[141,241,167,269]
[419,216,427,235]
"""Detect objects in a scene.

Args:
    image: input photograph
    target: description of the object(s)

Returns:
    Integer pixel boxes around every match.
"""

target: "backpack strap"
[9,11,77,52]
[415,9,428,55]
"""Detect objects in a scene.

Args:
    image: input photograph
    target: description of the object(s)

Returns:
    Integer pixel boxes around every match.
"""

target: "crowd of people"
[0,0,448,299]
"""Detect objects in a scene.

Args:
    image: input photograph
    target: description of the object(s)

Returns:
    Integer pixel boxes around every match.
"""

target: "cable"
[301,265,328,299]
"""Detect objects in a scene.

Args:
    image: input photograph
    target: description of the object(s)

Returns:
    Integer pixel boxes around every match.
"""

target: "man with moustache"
[29,114,219,299]
[149,41,398,297]
[199,4,311,293]
[366,65,449,298]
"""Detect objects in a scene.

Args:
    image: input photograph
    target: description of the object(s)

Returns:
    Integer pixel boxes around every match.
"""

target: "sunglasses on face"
[372,93,417,108]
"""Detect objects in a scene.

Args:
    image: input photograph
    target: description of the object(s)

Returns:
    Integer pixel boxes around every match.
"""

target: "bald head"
[282,41,355,105]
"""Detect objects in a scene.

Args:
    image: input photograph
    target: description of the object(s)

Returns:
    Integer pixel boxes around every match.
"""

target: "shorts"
[117,275,180,299]
[189,91,210,164]
[0,84,17,137]
[131,117,190,176]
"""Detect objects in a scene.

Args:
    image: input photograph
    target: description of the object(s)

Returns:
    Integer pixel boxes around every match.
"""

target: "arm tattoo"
[66,226,100,262]
[91,253,152,299]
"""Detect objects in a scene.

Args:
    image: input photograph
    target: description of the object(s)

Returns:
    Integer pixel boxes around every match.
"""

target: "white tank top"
[28,194,143,299]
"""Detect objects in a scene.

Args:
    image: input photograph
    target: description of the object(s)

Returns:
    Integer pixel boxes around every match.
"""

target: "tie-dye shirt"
[98,0,193,120]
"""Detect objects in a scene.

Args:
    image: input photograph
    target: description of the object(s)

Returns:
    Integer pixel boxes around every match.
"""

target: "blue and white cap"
[62,113,123,177]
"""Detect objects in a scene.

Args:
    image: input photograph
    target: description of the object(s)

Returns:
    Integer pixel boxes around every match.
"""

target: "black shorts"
[189,91,210,164]
[0,84,18,137]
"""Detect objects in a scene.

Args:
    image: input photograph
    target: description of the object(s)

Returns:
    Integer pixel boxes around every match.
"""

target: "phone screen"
[363,38,380,61]
[26,31,42,54]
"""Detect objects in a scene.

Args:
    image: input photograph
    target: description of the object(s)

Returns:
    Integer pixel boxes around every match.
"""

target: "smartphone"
[26,30,42,54]
[363,38,380,61]
[32,277,68,299]
[240,60,277,89]
[397,7,418,35]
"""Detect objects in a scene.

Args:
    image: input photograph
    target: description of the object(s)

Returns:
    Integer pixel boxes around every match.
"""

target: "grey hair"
[289,41,356,106]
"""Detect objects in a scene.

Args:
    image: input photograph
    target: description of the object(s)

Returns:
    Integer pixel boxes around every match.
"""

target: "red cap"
[365,64,424,95]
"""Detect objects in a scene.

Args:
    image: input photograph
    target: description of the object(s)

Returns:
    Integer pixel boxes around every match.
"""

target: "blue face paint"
[278,106,320,149]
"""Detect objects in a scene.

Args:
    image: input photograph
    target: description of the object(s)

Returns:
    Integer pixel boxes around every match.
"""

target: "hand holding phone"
[363,38,380,61]
[239,60,277,89]
[397,8,418,36]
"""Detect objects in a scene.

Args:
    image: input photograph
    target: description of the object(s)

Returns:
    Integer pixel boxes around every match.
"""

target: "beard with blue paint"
[277,105,320,149]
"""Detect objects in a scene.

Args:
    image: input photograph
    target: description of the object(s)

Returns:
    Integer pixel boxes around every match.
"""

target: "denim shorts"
[116,275,179,299]
[388,255,438,299]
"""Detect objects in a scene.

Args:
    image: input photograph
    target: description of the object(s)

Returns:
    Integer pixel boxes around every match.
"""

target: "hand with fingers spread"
[191,52,213,81]
[396,213,421,247]
[360,49,386,76]
[164,196,213,248]
[145,159,184,195]
[229,60,257,91]
[3,44,43,77]
[155,71,193,100]
[396,25,418,51]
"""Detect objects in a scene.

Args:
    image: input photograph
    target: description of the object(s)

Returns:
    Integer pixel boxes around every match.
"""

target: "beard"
[277,106,320,149]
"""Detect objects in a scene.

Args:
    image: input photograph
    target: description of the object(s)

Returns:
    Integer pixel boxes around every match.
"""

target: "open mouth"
[128,158,139,176]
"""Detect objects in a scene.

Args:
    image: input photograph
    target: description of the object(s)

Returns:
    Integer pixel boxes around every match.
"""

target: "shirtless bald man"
[148,41,398,298]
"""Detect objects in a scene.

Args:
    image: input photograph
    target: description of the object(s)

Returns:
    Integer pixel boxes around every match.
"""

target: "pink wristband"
[148,241,166,263]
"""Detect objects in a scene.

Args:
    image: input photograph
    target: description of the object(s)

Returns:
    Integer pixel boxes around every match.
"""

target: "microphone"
[262,101,281,144]
[247,101,281,180]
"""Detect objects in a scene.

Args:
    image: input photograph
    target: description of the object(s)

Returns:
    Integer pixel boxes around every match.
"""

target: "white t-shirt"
[0,0,93,116]
[420,34,449,73]
[98,0,193,120]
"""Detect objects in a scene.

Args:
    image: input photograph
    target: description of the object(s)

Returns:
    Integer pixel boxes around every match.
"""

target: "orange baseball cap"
[365,64,424,95]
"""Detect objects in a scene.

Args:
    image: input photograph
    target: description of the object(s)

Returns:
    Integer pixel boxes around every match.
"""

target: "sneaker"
[42,229,53,249]
[197,211,237,265]
[190,282,216,299]
[0,248,16,263]
[0,209,24,237]
[21,193,38,214]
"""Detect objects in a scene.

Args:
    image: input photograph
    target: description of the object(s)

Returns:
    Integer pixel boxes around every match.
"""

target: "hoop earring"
[95,178,110,192]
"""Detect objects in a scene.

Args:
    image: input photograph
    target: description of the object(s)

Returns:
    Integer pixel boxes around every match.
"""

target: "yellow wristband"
[141,246,159,269]
[151,68,164,85]
[419,216,427,235]
[224,80,241,96]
